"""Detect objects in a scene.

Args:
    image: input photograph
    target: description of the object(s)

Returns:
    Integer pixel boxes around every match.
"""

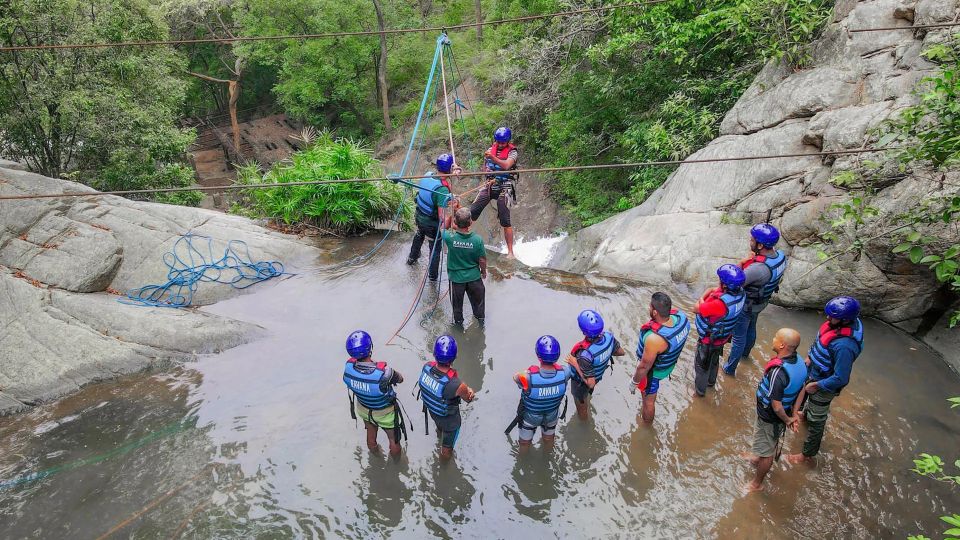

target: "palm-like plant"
[237,135,410,235]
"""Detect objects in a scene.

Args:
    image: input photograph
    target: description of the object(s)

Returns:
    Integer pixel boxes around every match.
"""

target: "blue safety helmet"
[717,264,746,290]
[436,153,454,174]
[434,335,458,364]
[577,309,604,338]
[494,126,512,143]
[535,335,561,363]
[346,330,373,359]
[825,296,860,321]
[750,223,780,248]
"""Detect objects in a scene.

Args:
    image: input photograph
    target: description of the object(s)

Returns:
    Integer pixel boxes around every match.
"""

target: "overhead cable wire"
[0,146,904,202]
[0,1,671,52]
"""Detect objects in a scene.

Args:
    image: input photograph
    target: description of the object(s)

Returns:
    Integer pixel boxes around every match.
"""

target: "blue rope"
[121,233,285,308]
[321,35,447,272]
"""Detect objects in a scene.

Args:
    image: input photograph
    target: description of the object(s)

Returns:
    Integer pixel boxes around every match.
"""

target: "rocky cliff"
[0,163,321,414]
[550,0,959,359]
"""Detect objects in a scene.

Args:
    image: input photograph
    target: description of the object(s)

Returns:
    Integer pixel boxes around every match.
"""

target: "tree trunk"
[228,80,241,160]
[475,0,482,42]
[372,0,391,129]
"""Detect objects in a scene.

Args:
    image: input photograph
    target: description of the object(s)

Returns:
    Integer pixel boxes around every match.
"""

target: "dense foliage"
[487,0,832,224]
[0,0,199,203]
[236,133,409,234]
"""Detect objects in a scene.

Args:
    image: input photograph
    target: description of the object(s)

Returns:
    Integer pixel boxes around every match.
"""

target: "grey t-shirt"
[743,263,772,313]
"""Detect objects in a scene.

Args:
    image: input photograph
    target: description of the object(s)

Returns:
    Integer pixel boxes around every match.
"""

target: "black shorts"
[570,378,594,404]
[431,411,462,448]
[470,183,511,227]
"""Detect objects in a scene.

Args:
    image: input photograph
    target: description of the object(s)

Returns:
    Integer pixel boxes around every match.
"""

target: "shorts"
[643,375,661,395]
[570,378,594,404]
[470,183,512,227]
[431,412,462,449]
[356,403,397,430]
[518,409,560,442]
[752,417,785,458]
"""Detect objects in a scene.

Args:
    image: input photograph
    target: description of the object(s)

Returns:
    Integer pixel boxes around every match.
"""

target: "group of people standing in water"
[343,128,866,492]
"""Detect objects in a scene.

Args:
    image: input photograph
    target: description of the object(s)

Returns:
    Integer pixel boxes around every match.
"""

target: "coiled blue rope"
[121,233,285,308]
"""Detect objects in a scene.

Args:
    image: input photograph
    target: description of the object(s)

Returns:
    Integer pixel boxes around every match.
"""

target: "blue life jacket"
[418,362,460,417]
[343,359,396,411]
[695,288,746,344]
[743,250,787,305]
[808,319,864,381]
[571,331,616,383]
[636,310,691,378]
[757,354,809,414]
[520,364,571,414]
[485,142,518,183]
[415,174,450,218]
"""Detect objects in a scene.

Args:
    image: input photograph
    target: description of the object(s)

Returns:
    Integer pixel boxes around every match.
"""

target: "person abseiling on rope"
[693,264,747,396]
[507,335,574,453]
[630,292,691,423]
[567,309,626,420]
[470,126,518,258]
[745,328,806,492]
[418,335,476,460]
[786,296,864,466]
[342,330,406,456]
[443,207,487,326]
[407,153,460,280]
[723,223,788,376]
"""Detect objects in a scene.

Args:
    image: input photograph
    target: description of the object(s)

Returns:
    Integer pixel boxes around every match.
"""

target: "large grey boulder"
[550,0,960,356]
[0,164,323,414]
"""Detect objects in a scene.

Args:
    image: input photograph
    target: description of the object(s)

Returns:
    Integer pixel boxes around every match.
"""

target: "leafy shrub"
[237,133,410,235]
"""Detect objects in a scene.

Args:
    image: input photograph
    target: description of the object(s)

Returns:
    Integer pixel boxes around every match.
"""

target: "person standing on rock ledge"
[745,328,806,492]
[723,223,787,376]
[342,330,406,456]
[786,296,864,466]
[443,207,487,326]
[630,293,691,423]
[693,264,746,397]
[407,153,459,281]
[470,126,518,258]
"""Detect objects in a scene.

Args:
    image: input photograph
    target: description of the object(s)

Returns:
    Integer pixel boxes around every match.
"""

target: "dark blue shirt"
[814,339,860,393]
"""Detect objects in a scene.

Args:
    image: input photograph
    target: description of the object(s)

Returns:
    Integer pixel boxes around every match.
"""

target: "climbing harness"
[121,233,285,308]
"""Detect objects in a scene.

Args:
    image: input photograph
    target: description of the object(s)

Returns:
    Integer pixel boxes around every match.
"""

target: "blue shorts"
[431,412,462,448]
[518,409,560,441]
[644,376,661,395]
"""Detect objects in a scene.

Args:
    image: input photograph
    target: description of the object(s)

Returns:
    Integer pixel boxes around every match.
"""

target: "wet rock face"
[551,0,960,357]
[0,166,322,414]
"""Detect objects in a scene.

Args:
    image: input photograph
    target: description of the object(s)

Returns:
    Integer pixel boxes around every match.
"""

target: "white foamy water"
[504,234,567,267]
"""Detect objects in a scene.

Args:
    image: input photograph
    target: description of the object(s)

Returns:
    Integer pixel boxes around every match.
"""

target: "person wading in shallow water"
[630,292,691,424]
[470,126,518,258]
[407,153,459,281]
[342,330,406,456]
[745,328,806,492]
[786,296,864,466]
[567,310,626,420]
[418,335,476,460]
[723,223,788,376]
[443,207,487,326]
[693,264,746,397]
[508,335,573,454]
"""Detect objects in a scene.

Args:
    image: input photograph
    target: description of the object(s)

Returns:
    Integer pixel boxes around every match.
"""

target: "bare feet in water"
[785,453,815,465]
[743,480,765,493]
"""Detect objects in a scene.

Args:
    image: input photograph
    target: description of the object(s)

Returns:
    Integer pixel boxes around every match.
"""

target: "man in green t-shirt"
[407,154,458,281]
[443,207,487,325]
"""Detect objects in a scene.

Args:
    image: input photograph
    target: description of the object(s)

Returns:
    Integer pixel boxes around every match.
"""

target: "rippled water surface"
[1,236,958,538]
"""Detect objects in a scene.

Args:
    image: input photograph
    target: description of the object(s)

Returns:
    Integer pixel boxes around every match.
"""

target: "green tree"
[0,0,198,202]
